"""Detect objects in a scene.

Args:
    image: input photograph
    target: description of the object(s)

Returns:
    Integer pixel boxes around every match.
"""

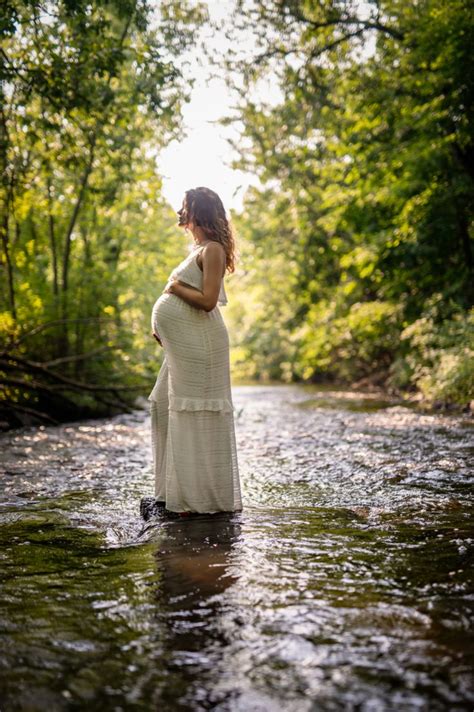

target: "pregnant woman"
[145,186,243,518]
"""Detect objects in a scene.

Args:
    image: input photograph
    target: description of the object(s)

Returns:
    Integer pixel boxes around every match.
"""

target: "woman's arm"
[164,242,225,312]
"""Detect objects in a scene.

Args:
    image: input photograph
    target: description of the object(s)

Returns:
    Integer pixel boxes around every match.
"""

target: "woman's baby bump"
[151,287,201,337]
[151,293,175,336]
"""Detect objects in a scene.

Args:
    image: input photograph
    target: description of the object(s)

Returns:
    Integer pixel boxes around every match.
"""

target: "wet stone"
[139,496,166,521]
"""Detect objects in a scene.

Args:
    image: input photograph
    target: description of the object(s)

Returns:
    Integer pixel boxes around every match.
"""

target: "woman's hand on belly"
[163,279,217,311]
[163,278,199,295]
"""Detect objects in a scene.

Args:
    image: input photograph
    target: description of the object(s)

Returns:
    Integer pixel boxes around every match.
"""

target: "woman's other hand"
[152,331,163,346]
[162,279,177,295]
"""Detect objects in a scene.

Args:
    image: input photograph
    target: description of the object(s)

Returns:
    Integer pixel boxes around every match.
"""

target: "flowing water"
[0,384,473,711]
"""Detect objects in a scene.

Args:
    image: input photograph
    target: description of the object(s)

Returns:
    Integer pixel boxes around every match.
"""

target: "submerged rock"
[139,497,191,520]
[139,497,166,521]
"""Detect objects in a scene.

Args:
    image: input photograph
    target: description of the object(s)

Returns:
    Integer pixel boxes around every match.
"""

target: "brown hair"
[179,187,237,274]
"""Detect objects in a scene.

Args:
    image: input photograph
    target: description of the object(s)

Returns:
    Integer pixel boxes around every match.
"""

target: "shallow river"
[0,385,473,711]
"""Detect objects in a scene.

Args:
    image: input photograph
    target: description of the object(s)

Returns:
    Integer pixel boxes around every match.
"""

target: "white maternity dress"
[148,243,242,514]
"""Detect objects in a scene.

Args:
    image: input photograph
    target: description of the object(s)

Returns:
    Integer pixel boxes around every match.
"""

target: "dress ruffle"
[169,394,234,413]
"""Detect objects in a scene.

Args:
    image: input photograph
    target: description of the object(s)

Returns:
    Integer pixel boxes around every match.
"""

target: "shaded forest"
[1,0,473,429]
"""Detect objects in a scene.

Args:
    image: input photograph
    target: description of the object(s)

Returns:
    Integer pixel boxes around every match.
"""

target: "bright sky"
[157,77,259,216]
[154,1,374,216]
[155,1,280,215]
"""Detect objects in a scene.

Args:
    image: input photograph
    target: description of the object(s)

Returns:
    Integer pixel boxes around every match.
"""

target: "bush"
[296,298,402,382]
[389,297,474,406]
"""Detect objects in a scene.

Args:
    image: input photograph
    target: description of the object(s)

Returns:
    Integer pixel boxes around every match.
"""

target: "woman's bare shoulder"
[202,240,225,256]
[197,241,225,271]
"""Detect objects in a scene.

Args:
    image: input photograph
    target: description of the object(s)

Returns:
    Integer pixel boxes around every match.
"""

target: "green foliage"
[0,0,206,424]
[223,0,473,406]
[390,299,474,406]
[1,0,473,422]
[296,297,403,383]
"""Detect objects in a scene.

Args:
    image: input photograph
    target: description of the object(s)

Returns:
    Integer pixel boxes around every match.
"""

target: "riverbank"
[234,376,474,418]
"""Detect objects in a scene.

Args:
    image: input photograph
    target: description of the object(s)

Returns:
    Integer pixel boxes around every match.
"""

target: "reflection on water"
[0,384,473,710]
[154,515,241,710]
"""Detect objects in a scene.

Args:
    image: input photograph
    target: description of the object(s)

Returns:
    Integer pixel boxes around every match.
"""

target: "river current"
[0,384,472,710]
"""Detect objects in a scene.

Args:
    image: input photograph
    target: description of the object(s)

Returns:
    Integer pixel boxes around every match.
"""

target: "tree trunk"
[46,175,59,297]
[0,196,16,320]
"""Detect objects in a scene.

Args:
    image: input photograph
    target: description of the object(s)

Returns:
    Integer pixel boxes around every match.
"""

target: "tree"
[219,0,473,402]
[0,0,207,426]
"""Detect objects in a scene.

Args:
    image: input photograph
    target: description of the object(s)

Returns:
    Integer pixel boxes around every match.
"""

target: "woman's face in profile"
[177,198,190,228]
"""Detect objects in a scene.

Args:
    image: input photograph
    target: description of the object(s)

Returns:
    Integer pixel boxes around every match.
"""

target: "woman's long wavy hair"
[178,187,237,274]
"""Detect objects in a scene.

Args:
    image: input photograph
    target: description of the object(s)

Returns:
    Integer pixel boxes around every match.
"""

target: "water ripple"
[0,384,472,711]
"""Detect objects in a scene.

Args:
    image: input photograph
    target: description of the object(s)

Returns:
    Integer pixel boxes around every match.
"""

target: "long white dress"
[148,243,242,514]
